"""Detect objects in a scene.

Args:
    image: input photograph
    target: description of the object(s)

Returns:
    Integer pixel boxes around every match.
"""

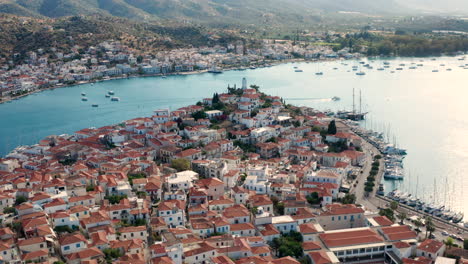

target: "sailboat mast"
[359,89,362,114]
[352,88,355,114]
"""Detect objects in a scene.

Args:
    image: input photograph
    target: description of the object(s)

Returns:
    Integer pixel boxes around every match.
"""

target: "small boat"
[81,97,88,101]
[417,64,423,66]
[383,62,390,65]
[92,104,99,107]
[384,65,390,68]
[111,97,120,101]
[105,94,110,98]
[81,92,86,96]
[332,96,340,101]
[432,70,439,72]
[333,67,338,70]
[396,68,403,70]
[356,72,366,76]
[250,66,257,70]
[295,69,303,72]
[377,184,385,196]
[446,68,452,71]
[162,75,167,79]
[409,66,417,69]
[440,64,445,66]
[108,91,115,95]
[315,72,323,75]
[377,68,385,71]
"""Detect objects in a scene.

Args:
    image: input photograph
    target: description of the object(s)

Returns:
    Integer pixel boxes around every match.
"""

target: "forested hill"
[0,0,412,26]
[0,14,242,59]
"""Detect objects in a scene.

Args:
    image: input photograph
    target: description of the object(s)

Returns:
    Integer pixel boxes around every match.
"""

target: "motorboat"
[81,97,88,101]
[111,97,120,101]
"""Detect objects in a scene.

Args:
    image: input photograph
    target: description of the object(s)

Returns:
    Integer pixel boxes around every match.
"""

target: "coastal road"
[351,136,383,212]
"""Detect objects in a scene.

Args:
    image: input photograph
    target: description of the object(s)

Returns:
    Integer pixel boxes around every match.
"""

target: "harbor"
[0,56,467,219]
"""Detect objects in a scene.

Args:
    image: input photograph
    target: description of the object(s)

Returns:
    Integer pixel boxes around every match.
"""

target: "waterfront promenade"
[349,124,468,240]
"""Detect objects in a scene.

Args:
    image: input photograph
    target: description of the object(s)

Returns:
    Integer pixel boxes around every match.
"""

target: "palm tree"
[390,201,399,211]
[425,216,435,239]
[414,217,423,235]
[397,211,407,225]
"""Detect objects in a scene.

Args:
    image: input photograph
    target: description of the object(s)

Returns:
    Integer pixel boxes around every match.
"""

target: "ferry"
[111,97,120,101]
[81,97,88,101]
[92,104,99,107]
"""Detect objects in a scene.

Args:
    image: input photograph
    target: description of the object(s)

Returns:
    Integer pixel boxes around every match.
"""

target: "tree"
[191,111,207,120]
[414,217,423,234]
[15,196,27,205]
[306,192,321,205]
[390,201,399,211]
[212,93,220,104]
[445,237,455,249]
[171,158,191,172]
[327,120,337,135]
[464,239,468,250]
[3,207,15,214]
[397,211,407,225]
[425,216,435,239]
[379,208,395,222]
[341,194,356,204]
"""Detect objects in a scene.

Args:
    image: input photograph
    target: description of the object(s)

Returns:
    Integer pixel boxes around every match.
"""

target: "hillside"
[0,14,242,60]
[0,0,413,27]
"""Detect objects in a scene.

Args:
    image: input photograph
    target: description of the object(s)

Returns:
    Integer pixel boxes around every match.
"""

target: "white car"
[441,231,449,236]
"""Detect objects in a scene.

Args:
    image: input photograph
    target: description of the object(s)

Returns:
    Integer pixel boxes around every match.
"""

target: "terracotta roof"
[381,225,417,241]
[372,216,394,226]
[308,251,333,264]
[417,239,444,254]
[319,228,384,248]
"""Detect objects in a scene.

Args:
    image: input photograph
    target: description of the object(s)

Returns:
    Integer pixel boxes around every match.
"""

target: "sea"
[1,56,467,218]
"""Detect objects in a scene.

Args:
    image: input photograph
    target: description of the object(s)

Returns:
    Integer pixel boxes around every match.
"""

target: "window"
[76,243,81,248]
[360,248,365,253]
[40,244,44,248]
[64,246,70,251]
[332,217,335,221]
[338,216,341,220]
[344,216,347,220]
[352,249,358,254]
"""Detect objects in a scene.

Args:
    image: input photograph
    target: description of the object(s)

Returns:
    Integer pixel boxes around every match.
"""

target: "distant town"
[0,79,465,264]
[0,38,359,102]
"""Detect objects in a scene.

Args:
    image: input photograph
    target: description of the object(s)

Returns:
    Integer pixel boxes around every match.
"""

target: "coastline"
[0,57,330,105]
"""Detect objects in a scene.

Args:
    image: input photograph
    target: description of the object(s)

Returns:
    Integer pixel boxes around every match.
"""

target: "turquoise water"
[1,56,467,216]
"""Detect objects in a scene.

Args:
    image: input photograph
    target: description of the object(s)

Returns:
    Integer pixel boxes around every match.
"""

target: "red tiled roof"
[319,228,384,248]
[417,239,444,254]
